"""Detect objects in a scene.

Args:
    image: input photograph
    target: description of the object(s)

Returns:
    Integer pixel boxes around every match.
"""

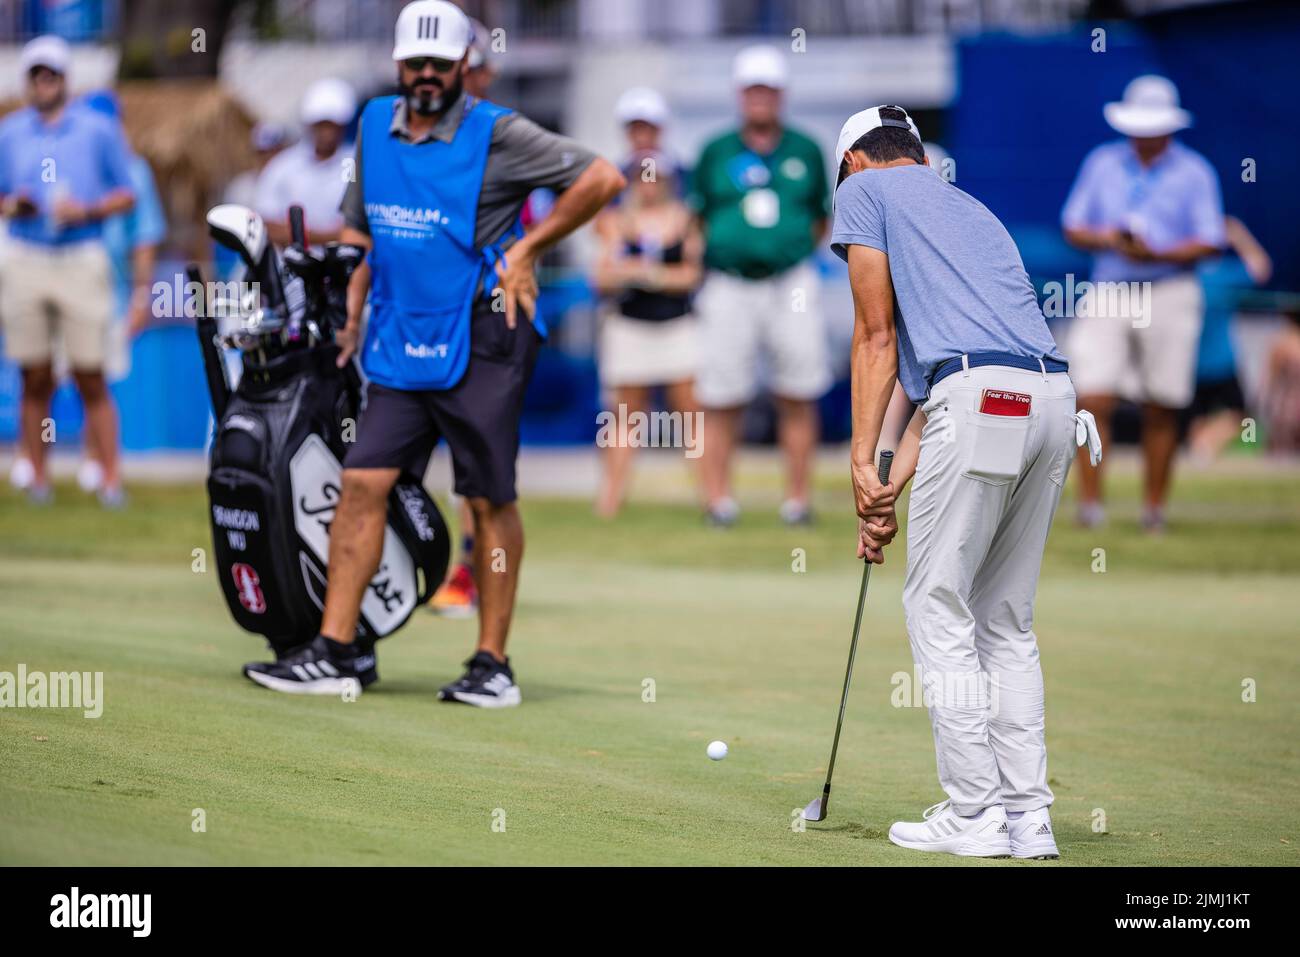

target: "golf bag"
[197,205,450,657]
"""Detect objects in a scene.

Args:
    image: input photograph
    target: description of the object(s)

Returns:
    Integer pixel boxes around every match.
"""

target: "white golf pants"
[903,364,1077,816]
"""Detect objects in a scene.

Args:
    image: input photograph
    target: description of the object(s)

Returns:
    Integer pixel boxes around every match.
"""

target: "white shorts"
[694,261,831,408]
[1066,273,1203,408]
[598,310,698,389]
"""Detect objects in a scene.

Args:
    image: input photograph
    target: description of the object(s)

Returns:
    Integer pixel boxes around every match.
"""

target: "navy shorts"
[345,308,541,505]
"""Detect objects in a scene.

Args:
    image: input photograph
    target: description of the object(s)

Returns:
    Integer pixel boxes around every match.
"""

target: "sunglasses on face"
[401,57,457,74]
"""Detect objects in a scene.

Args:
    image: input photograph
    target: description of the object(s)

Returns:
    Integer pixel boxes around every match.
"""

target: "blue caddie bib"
[359,94,522,391]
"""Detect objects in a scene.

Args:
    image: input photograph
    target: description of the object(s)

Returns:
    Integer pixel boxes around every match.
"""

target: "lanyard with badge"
[732,150,780,229]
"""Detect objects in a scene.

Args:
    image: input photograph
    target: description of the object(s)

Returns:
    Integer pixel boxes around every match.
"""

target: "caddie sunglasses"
[402,56,458,73]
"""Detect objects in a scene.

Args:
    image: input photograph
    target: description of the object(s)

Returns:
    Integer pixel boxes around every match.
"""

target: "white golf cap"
[1103,75,1191,138]
[835,105,922,161]
[733,44,787,90]
[301,77,357,126]
[20,35,71,75]
[393,0,472,62]
[615,87,669,128]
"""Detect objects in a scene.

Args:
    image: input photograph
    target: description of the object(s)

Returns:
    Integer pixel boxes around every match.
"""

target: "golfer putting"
[832,106,1100,858]
[241,0,624,705]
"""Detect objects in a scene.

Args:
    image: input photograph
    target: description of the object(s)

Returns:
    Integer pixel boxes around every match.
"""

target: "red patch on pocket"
[979,389,1032,416]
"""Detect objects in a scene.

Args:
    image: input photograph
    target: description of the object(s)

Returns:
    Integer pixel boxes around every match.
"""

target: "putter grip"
[877,449,894,485]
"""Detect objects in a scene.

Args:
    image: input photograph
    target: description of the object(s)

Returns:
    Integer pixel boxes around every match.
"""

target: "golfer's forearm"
[520,158,625,257]
[849,325,897,472]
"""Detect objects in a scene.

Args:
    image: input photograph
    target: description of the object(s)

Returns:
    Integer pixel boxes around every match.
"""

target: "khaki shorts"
[1,240,113,370]
[694,261,831,408]
[1066,273,1203,408]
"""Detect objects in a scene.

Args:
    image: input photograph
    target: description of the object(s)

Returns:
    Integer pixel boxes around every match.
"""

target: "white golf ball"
[707,740,728,761]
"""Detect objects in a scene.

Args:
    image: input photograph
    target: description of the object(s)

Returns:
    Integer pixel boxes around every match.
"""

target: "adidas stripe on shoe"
[888,800,1012,857]
[242,635,366,696]
[1008,807,1060,859]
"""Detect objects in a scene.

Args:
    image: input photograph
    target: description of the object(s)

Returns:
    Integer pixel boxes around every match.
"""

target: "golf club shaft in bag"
[191,263,230,419]
[804,449,893,822]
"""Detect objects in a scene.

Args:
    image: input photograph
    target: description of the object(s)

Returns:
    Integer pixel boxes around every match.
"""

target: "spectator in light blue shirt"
[0,36,135,507]
[1061,75,1225,533]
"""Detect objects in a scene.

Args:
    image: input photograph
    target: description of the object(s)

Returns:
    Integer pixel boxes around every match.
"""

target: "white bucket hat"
[393,0,471,62]
[1103,75,1192,138]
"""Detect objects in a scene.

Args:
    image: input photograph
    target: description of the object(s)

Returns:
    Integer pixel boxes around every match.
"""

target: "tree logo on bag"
[231,563,267,614]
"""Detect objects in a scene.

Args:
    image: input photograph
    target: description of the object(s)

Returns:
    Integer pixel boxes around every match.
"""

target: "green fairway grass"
[1,464,1297,865]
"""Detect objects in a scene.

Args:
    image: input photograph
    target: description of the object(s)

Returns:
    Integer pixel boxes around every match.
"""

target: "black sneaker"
[243,635,370,696]
[437,651,521,708]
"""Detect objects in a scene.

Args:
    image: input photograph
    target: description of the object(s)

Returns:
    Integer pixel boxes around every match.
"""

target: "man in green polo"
[691,44,831,527]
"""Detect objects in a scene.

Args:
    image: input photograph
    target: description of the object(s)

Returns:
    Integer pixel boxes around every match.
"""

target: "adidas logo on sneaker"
[996,822,1008,833]
[1034,823,1051,836]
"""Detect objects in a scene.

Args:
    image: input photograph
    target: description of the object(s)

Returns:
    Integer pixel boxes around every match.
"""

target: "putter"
[803,448,894,823]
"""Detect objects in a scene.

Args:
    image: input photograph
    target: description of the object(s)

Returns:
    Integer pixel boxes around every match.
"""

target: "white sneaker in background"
[705,496,741,528]
[1008,807,1060,859]
[9,456,35,490]
[778,498,813,526]
[888,800,1011,857]
[1077,501,1106,529]
[77,459,105,493]
[98,485,128,510]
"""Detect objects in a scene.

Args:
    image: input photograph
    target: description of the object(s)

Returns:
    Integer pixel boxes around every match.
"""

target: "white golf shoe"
[888,800,1011,857]
[1008,807,1060,859]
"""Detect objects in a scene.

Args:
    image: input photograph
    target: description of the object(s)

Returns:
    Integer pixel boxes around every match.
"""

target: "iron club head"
[802,794,827,822]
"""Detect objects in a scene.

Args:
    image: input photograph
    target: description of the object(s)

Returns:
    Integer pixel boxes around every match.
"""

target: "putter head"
[802,796,827,822]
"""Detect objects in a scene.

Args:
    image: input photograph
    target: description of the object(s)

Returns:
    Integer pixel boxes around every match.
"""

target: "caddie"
[242,0,624,706]
[832,105,1100,858]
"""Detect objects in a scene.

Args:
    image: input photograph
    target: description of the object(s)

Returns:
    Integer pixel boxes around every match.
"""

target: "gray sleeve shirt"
[340,96,597,250]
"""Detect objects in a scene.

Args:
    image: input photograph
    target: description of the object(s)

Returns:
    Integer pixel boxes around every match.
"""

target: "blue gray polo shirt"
[831,163,1065,403]
[0,102,133,246]
[1061,139,1224,284]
